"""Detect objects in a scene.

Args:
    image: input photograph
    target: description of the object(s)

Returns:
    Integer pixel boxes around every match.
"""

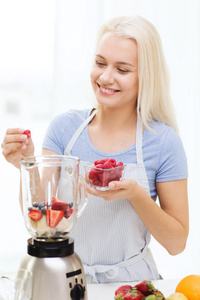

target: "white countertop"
[87,279,180,299]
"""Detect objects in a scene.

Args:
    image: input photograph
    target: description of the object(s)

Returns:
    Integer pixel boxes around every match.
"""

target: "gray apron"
[64,110,159,283]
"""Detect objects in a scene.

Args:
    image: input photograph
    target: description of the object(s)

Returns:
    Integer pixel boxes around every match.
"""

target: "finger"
[6,128,25,135]
[2,141,26,156]
[3,133,27,145]
[108,179,135,190]
[108,180,124,190]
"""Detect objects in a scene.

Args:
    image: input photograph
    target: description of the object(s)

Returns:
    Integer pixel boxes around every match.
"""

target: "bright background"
[0,0,200,280]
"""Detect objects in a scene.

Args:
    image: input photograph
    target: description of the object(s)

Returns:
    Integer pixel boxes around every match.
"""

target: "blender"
[19,155,88,300]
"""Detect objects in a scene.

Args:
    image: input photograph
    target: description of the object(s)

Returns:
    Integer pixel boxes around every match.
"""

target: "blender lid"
[27,237,74,258]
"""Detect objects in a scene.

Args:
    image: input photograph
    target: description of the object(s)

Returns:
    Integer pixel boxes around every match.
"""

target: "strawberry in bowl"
[84,158,126,191]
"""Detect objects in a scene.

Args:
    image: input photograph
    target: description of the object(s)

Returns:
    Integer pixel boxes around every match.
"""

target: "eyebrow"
[95,54,135,68]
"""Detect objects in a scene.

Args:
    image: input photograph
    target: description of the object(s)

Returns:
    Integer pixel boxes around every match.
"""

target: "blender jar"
[21,155,87,241]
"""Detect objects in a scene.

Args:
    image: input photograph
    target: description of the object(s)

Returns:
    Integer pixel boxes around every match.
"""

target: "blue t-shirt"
[42,108,188,201]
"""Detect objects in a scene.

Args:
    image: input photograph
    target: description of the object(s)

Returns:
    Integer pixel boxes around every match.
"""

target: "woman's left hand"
[86,179,141,201]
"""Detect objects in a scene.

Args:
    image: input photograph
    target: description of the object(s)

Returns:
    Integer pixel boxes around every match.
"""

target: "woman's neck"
[88,105,138,153]
[94,105,137,132]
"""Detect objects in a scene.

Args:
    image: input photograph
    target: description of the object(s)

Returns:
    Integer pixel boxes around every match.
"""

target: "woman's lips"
[97,83,120,95]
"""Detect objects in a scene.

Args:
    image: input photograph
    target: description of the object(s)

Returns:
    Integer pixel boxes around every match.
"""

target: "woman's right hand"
[1,128,35,169]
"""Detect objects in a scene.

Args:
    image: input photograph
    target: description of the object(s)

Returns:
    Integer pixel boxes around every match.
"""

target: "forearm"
[129,183,188,255]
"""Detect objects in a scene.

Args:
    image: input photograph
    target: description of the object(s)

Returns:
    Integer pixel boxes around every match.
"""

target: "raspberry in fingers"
[2,128,35,168]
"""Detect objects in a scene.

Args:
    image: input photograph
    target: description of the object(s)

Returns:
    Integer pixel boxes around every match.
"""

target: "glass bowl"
[84,161,126,191]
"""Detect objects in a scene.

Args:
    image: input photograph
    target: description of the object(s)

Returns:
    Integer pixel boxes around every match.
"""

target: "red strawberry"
[134,280,155,296]
[23,130,31,138]
[46,210,64,228]
[124,288,144,300]
[28,209,42,221]
[152,289,165,299]
[115,285,132,297]
[115,294,125,300]
[52,197,68,211]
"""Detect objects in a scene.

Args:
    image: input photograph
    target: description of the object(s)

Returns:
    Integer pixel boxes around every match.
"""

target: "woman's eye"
[96,60,106,67]
[117,68,129,73]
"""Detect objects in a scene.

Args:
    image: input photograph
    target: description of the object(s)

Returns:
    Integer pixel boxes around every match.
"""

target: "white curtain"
[0,0,199,279]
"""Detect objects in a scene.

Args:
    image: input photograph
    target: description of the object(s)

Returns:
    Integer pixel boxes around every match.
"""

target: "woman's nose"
[100,67,114,85]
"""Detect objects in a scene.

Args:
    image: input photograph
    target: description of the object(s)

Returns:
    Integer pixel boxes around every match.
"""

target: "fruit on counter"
[114,281,166,300]
[88,158,125,187]
[134,281,155,296]
[166,293,188,300]
[124,288,145,300]
[115,285,132,297]
[23,130,31,138]
[175,275,200,300]
[28,209,43,221]
[152,290,165,299]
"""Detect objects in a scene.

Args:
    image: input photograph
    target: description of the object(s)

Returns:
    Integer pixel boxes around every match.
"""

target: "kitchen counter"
[87,279,180,299]
[0,272,179,299]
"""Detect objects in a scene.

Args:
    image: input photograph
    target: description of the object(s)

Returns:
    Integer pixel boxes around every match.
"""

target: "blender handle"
[77,175,88,218]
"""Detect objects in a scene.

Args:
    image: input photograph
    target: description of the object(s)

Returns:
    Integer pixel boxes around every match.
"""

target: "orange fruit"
[176,275,200,300]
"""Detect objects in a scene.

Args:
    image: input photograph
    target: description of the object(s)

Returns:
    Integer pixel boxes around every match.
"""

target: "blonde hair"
[95,16,179,133]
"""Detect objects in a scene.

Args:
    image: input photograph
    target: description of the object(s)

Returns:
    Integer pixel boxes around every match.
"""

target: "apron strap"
[65,110,144,165]
[64,109,97,155]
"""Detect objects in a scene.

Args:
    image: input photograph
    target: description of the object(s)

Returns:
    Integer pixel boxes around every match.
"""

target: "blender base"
[19,238,87,300]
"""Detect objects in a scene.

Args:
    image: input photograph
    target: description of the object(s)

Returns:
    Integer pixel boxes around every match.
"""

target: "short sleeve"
[42,114,65,155]
[156,127,188,182]
[42,109,92,155]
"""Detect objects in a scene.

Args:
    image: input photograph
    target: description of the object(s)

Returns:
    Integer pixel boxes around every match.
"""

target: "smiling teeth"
[100,86,117,93]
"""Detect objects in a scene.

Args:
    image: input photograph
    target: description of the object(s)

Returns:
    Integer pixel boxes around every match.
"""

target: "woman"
[1,16,188,283]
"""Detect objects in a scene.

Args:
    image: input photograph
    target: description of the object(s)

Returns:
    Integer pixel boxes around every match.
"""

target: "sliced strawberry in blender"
[46,210,64,228]
[28,209,43,221]
[52,197,68,211]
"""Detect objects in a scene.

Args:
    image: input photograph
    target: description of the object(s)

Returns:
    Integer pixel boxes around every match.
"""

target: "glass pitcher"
[20,155,87,241]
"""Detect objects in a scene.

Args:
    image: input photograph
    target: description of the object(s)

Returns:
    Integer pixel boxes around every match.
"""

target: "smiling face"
[90,32,139,109]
